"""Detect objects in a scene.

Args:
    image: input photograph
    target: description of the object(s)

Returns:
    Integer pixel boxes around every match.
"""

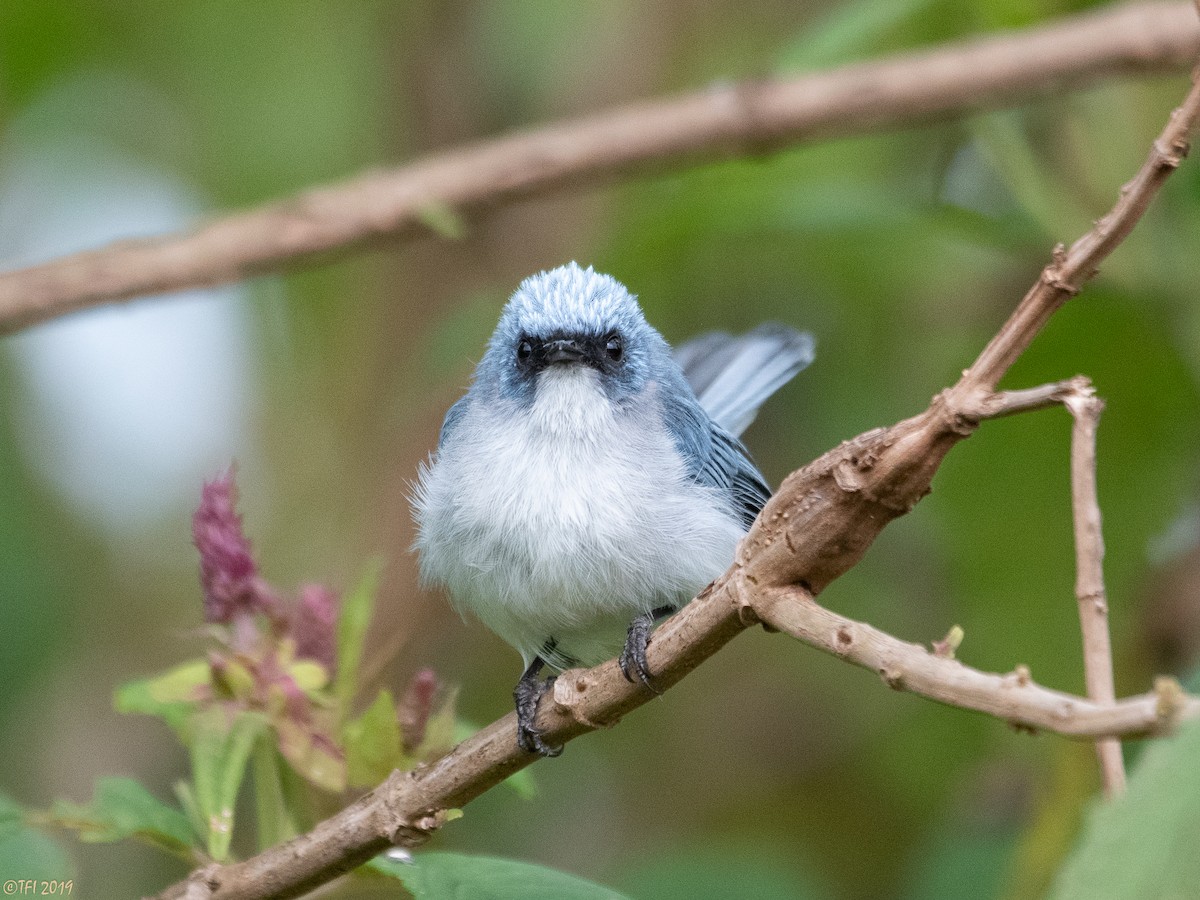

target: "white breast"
[413,367,745,667]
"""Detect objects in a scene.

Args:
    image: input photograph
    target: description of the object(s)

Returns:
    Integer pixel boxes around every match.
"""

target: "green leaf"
[415,201,467,240]
[776,0,940,71]
[114,658,210,732]
[216,657,258,701]
[898,819,1018,900]
[0,795,72,882]
[0,793,23,840]
[370,851,632,900]
[501,767,537,802]
[189,708,268,860]
[173,781,206,845]
[49,777,197,856]
[344,689,404,787]
[334,558,383,714]
[274,718,346,792]
[288,659,330,693]
[616,846,834,900]
[1049,718,1200,900]
[251,740,300,852]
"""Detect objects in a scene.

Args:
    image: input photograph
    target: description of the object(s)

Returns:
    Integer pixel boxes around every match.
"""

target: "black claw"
[619,606,674,693]
[514,657,563,757]
[619,611,656,690]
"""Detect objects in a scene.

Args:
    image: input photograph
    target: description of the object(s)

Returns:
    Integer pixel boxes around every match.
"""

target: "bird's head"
[477,262,671,408]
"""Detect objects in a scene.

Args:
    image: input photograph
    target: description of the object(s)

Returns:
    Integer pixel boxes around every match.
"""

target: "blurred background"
[2,1,1200,897]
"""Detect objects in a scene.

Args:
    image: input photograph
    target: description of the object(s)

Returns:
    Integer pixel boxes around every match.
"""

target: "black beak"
[543,338,587,364]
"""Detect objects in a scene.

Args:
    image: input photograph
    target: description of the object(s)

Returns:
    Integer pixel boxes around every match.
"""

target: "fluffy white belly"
[414,368,744,667]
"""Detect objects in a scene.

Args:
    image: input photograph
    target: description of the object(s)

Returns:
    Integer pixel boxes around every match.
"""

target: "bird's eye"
[517,339,534,362]
[605,335,623,362]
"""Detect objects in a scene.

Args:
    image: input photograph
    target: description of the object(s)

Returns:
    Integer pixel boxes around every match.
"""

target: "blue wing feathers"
[661,373,771,529]
[664,322,813,529]
[676,324,814,437]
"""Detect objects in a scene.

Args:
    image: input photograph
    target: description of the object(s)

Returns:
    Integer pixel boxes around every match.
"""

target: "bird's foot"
[514,661,562,757]
[619,607,674,693]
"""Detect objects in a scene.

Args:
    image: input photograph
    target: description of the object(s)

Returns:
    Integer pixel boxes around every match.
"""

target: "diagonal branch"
[953,64,1200,393]
[1,1,1199,335]
[153,51,1200,900]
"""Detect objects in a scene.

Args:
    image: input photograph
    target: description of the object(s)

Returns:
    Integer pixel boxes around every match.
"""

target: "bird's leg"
[619,605,676,691]
[513,654,562,757]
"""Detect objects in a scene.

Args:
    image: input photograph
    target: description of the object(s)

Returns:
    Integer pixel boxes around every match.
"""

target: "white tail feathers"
[675,324,815,436]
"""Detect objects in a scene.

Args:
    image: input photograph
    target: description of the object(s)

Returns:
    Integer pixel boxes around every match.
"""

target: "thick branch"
[1,1,1199,335]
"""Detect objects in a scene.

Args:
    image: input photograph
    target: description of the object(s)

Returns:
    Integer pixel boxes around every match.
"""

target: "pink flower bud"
[193,468,273,623]
[292,584,340,673]
[398,668,438,752]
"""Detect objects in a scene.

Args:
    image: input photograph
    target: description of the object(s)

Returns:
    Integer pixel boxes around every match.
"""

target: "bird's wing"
[706,426,772,528]
[661,383,771,529]
[675,324,814,437]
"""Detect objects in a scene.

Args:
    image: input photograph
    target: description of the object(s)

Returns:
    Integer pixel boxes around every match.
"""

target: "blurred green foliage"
[373,851,632,899]
[1050,718,1200,900]
[3,0,1200,897]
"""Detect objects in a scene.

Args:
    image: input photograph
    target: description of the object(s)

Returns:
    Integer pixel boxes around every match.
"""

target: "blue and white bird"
[413,262,813,755]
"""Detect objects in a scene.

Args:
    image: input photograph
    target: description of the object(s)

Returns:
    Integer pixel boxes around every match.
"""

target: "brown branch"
[961,377,1092,419]
[1065,386,1127,797]
[1,1,1199,335]
[955,62,1200,393]
[755,584,1194,739]
[153,51,1200,900]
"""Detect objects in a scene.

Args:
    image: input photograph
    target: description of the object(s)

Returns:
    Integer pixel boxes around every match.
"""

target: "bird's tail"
[674,324,815,437]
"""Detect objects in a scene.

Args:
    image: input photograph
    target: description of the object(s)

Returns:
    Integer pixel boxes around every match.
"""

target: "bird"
[412,262,813,756]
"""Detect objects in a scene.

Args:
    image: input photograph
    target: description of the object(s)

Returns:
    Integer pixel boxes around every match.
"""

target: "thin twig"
[955,65,1200,394]
[962,376,1092,420]
[754,584,1193,739]
[0,2,1198,335]
[1065,385,1127,797]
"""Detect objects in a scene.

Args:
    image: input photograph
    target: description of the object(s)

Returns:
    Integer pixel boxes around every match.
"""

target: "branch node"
[1007,664,1033,688]
[834,625,856,656]
[931,386,988,432]
[737,603,762,627]
[931,625,964,659]
[1153,133,1191,167]
[1068,374,1097,398]
[181,866,220,900]
[389,808,450,846]
[1040,262,1082,296]
[729,575,763,628]
[879,665,906,691]
[552,670,619,729]
[1076,590,1108,614]
[717,78,780,157]
[1155,675,1187,726]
